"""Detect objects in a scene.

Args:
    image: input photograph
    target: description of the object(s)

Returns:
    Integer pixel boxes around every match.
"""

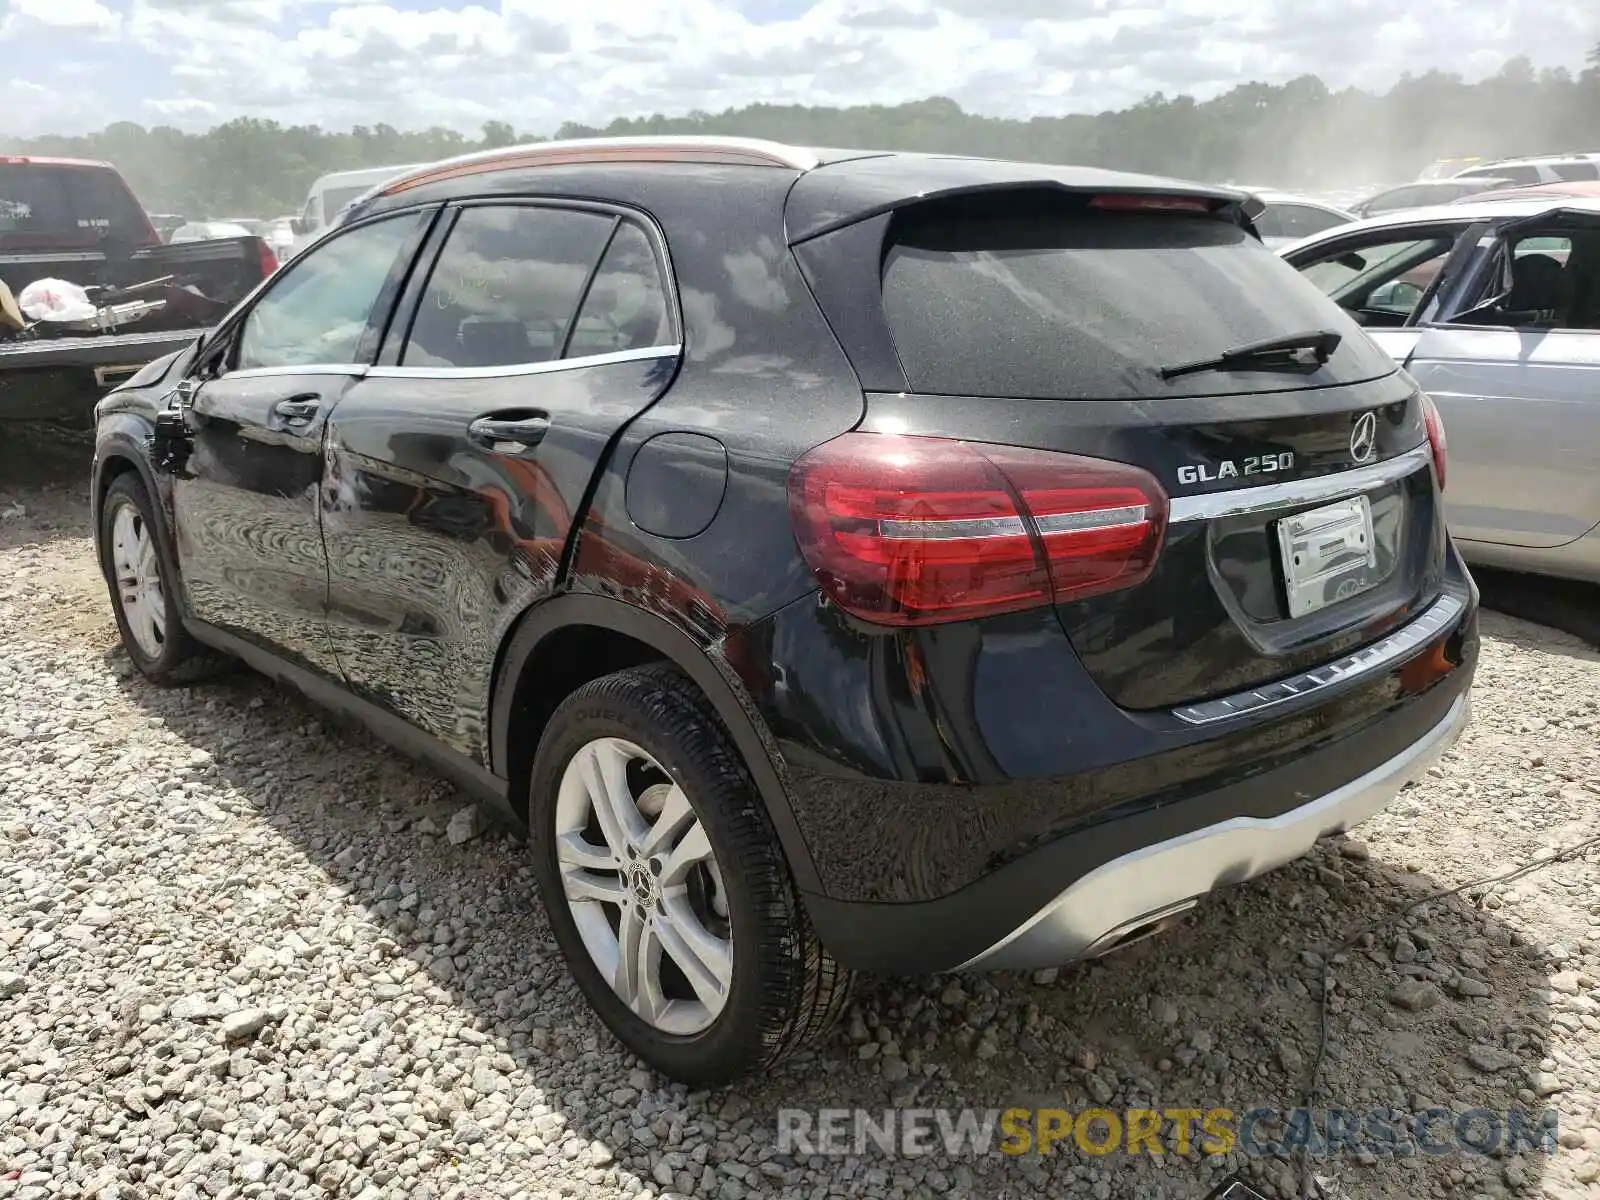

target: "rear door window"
[1365,187,1423,213]
[1476,165,1541,185]
[879,194,1390,399]
[0,163,152,246]
[566,221,673,358]
[402,206,617,369]
[1551,161,1600,182]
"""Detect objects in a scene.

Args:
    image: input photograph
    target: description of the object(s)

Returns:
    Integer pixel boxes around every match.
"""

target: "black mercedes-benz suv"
[92,138,1476,1085]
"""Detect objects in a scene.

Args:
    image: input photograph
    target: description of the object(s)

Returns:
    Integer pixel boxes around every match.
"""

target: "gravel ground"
[2,430,1599,1200]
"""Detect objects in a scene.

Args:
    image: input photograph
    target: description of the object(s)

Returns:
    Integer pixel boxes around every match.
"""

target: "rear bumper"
[734,558,1479,975]
[957,691,1469,970]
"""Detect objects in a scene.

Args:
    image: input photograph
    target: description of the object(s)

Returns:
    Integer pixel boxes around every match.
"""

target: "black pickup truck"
[0,156,275,422]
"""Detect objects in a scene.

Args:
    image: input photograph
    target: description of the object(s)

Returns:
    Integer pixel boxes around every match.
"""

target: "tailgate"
[797,185,1451,712]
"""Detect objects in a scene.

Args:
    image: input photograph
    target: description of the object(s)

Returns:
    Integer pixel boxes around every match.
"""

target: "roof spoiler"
[788,178,1260,244]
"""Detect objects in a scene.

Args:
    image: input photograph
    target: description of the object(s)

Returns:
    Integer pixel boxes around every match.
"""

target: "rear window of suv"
[0,162,153,247]
[880,193,1385,399]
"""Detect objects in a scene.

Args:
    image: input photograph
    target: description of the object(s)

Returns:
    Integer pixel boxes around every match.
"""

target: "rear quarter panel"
[569,166,867,636]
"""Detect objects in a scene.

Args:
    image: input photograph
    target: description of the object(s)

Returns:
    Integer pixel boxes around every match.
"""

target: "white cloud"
[0,0,1594,136]
[2,0,119,35]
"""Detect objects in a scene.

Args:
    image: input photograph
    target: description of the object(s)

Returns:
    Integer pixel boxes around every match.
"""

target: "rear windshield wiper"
[1158,329,1343,381]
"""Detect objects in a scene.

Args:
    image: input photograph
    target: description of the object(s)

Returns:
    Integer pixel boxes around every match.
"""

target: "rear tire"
[528,662,852,1085]
[97,473,231,684]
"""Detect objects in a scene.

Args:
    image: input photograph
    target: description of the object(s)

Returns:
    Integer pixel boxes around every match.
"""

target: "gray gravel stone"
[1389,980,1443,1012]
[446,806,483,845]
[1466,1044,1520,1073]
[219,1009,278,1042]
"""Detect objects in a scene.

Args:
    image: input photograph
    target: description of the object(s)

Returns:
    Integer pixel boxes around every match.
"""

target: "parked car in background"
[1313,188,1373,211]
[263,216,297,258]
[1418,156,1488,181]
[148,213,186,242]
[1280,197,1600,584]
[1244,189,1356,247]
[0,157,279,422]
[170,220,257,244]
[1451,154,1600,187]
[212,217,295,260]
[289,163,431,253]
[91,136,1474,1084]
[1452,180,1600,205]
[1351,177,1516,218]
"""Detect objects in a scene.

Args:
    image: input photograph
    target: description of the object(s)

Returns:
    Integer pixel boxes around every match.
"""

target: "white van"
[288,163,431,254]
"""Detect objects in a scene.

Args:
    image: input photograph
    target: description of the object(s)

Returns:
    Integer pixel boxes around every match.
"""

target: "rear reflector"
[1419,393,1447,491]
[1088,193,1212,213]
[788,433,1168,626]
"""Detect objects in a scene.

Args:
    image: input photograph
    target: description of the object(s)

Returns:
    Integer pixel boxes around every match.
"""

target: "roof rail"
[379,136,821,197]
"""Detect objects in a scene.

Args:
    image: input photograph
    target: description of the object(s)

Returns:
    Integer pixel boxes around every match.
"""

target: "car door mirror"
[1367,280,1424,312]
[290,217,309,235]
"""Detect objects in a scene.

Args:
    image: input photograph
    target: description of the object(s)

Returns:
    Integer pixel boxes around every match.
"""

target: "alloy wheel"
[110,502,166,659]
[554,737,733,1035]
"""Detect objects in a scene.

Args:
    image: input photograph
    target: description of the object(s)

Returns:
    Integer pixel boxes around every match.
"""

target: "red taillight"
[787,433,1168,626]
[1419,393,1447,491]
[257,238,280,276]
[1088,193,1212,213]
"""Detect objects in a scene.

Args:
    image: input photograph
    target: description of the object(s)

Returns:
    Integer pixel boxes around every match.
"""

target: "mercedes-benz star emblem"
[1349,411,1378,463]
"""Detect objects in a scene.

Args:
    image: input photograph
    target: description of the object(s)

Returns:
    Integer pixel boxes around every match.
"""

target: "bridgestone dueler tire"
[97,473,232,685]
[528,662,853,1085]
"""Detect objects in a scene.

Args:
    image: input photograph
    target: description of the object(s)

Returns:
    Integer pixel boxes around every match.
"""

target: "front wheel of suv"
[97,473,231,684]
[528,663,852,1085]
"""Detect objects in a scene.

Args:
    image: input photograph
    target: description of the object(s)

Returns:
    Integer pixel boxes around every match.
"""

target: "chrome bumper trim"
[1168,442,1432,524]
[955,693,1471,972]
[1171,590,1466,726]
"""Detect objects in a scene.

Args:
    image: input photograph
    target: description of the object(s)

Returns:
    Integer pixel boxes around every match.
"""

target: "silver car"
[1279,197,1600,584]
[1241,189,1356,248]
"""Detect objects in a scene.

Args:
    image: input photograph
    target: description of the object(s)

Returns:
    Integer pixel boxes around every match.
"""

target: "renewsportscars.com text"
[778,1106,1560,1159]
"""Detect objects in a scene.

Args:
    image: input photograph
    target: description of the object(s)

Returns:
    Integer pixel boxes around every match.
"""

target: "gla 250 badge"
[1176,452,1296,487]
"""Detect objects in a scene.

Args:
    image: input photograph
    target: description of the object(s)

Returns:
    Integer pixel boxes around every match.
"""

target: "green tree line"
[4,52,1599,218]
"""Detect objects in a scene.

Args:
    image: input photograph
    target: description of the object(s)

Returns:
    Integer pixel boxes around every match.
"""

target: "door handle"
[469,413,550,449]
[273,395,321,422]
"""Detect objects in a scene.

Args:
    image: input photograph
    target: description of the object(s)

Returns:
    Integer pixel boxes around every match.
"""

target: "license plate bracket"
[1276,494,1379,618]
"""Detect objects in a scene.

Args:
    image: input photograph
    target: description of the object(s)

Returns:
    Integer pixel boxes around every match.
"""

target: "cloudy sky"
[0,0,1593,137]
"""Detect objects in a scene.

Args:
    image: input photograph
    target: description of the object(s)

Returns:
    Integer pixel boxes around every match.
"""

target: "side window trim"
[195,205,438,380]
[557,216,622,361]
[366,343,680,380]
[372,195,682,377]
[375,206,460,368]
